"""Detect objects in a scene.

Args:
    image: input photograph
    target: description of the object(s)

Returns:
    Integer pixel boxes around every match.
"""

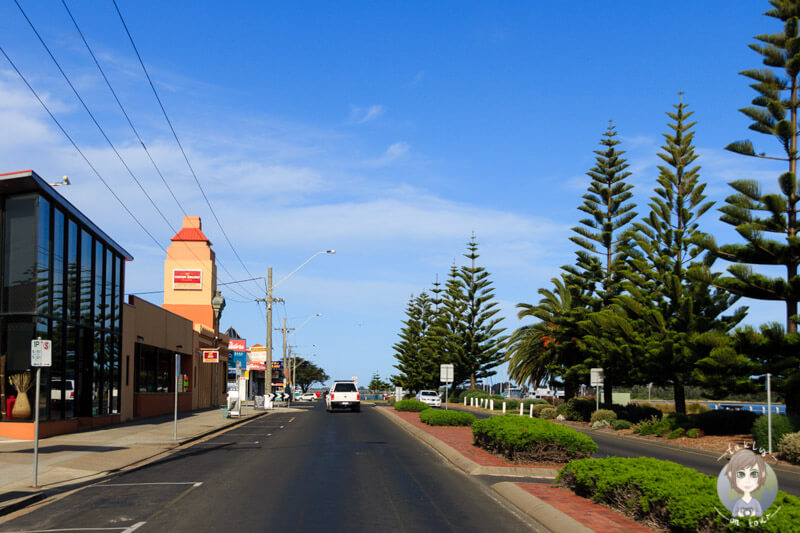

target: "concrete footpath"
[375,404,653,533]
[0,406,291,517]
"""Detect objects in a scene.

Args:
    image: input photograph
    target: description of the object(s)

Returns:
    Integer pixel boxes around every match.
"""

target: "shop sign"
[202,350,219,363]
[229,339,246,351]
[173,269,202,290]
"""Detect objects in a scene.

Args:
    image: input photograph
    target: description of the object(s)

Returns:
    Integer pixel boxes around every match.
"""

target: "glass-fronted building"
[0,170,132,422]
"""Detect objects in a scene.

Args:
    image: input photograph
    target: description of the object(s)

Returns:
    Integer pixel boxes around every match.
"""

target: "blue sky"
[0,1,789,387]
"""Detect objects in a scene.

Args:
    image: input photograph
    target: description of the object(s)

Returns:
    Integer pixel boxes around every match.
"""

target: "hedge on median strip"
[472,415,597,463]
[419,409,476,426]
[394,399,430,412]
[557,456,800,532]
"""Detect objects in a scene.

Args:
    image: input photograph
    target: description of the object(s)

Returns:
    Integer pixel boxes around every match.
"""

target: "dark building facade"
[0,170,131,424]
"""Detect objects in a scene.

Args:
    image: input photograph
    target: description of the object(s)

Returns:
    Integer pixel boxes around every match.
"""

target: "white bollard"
[520,404,524,416]
[490,399,494,411]
[503,402,506,414]
[464,397,467,406]
[530,404,534,418]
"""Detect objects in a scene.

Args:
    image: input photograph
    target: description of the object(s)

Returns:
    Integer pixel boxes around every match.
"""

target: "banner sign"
[173,269,202,290]
[271,360,282,369]
[202,350,219,363]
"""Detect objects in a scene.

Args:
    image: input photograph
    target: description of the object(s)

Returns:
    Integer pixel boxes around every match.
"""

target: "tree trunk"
[470,373,476,390]
[564,378,579,400]
[603,380,613,408]
[673,378,686,415]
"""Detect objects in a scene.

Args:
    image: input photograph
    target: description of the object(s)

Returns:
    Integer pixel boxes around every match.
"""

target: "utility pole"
[275,319,294,402]
[256,268,283,396]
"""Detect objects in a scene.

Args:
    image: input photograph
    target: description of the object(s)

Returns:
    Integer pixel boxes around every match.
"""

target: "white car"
[416,390,441,407]
[327,380,360,412]
[299,392,316,401]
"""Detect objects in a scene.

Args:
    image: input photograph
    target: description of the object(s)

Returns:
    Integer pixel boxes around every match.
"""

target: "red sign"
[202,350,219,363]
[173,269,202,290]
[229,339,246,351]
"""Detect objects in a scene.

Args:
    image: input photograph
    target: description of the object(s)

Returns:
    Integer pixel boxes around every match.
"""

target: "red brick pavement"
[382,406,655,532]
[518,484,654,533]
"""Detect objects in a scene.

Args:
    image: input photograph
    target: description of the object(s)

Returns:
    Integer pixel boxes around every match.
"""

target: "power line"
[57,0,259,302]
[112,0,264,298]
[0,45,167,254]
[61,0,188,218]
[14,0,176,235]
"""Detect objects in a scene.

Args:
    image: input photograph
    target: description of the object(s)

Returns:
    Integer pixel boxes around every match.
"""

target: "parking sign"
[31,339,52,367]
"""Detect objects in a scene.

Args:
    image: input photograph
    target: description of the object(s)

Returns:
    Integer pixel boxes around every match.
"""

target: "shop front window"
[4,195,37,313]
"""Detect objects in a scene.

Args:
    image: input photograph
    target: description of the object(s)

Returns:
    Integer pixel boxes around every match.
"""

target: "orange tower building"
[163,216,218,327]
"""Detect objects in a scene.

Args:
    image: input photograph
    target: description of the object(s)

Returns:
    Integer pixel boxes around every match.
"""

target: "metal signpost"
[31,338,52,488]
[440,364,454,410]
[174,353,180,441]
[590,368,604,411]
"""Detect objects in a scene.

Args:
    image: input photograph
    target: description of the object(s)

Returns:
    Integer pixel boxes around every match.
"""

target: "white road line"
[193,441,259,445]
[0,523,145,533]
[96,482,203,487]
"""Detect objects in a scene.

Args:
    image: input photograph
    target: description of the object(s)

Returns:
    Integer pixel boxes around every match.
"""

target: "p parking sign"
[31,339,52,367]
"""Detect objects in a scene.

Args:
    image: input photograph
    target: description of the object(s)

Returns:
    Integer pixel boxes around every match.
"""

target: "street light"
[211,290,226,334]
[257,251,334,395]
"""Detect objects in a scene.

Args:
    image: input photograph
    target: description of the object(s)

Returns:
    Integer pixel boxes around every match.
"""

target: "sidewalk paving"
[376,405,655,533]
[0,406,294,517]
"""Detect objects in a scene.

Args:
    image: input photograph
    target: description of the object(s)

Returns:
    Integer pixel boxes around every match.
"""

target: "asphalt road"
[457,405,800,497]
[0,403,543,533]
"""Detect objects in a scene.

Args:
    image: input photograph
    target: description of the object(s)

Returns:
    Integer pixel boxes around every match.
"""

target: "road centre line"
[0,525,144,533]
[96,482,203,487]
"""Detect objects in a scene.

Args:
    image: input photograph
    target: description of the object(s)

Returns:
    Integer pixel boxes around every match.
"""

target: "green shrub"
[420,409,476,426]
[611,419,632,430]
[635,415,671,436]
[667,428,685,439]
[523,398,550,406]
[558,457,800,532]
[472,415,597,463]
[780,431,800,464]
[687,403,711,414]
[540,407,557,419]
[611,403,662,423]
[752,414,800,451]
[686,428,703,438]
[531,403,550,417]
[501,399,520,411]
[394,399,430,412]
[458,389,491,401]
[556,398,595,422]
[590,409,617,424]
[691,409,758,436]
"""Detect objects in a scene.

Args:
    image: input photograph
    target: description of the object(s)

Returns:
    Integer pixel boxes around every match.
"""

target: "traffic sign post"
[30,338,52,488]
[440,364,454,411]
[590,368,604,411]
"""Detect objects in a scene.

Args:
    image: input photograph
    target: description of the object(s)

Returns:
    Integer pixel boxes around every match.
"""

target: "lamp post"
[173,343,183,441]
[211,290,226,405]
[257,250,334,396]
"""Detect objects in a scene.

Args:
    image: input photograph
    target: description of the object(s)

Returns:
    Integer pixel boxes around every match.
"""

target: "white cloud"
[348,104,385,124]
[361,141,410,167]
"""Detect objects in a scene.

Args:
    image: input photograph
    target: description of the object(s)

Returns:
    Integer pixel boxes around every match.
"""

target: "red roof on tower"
[171,227,211,242]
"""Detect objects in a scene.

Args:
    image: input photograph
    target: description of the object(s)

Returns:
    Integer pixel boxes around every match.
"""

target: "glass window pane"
[4,195,37,313]
[94,242,103,329]
[67,220,78,321]
[52,210,65,320]
[104,250,113,331]
[65,323,76,418]
[114,255,122,333]
[37,197,50,316]
[93,329,103,415]
[49,319,64,420]
[80,230,92,324]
